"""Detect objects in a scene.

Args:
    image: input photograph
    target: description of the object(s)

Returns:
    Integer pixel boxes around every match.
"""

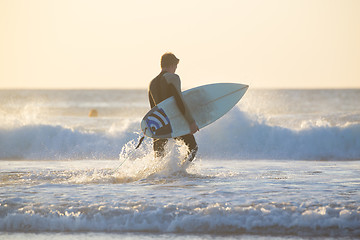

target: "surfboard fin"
[135,128,147,149]
[135,136,144,149]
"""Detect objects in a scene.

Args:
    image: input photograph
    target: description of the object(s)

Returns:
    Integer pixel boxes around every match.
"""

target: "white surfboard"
[141,83,248,139]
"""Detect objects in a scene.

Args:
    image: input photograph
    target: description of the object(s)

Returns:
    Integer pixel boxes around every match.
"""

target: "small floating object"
[88,109,98,117]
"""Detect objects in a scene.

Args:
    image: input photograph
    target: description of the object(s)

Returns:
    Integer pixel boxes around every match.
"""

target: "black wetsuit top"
[148,71,186,115]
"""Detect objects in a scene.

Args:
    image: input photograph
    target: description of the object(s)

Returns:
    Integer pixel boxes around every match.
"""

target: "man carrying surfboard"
[148,53,199,162]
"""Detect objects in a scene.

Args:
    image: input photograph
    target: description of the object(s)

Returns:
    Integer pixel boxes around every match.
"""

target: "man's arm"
[148,90,156,108]
[164,73,199,133]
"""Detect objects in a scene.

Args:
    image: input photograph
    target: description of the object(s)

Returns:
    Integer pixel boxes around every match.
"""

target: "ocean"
[0,89,359,239]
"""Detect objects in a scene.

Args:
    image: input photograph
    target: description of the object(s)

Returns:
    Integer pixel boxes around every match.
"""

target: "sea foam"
[1,201,359,237]
[198,107,360,160]
[1,107,359,160]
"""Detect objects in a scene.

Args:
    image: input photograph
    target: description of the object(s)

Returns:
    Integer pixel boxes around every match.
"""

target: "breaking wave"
[1,201,359,237]
[0,108,359,160]
[198,107,360,160]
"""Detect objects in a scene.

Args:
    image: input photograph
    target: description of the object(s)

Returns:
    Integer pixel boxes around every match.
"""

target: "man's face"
[169,64,177,73]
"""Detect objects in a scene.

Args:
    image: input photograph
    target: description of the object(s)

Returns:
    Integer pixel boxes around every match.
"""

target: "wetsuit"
[148,71,198,162]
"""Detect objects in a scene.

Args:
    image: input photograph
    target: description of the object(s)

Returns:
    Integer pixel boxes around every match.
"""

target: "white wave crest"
[1,108,359,160]
[197,107,360,160]
[1,202,359,237]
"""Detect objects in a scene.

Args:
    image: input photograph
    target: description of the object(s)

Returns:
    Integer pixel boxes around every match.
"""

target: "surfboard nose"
[237,83,249,91]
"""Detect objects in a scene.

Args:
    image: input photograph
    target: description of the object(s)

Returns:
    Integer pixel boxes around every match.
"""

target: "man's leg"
[176,134,198,162]
[153,138,168,158]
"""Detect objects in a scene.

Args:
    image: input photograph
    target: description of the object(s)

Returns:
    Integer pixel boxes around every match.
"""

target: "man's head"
[161,52,179,73]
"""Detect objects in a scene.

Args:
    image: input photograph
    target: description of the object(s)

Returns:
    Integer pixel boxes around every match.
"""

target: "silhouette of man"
[148,53,199,161]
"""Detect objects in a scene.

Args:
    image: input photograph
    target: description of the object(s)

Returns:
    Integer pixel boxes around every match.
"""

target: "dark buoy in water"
[89,109,98,117]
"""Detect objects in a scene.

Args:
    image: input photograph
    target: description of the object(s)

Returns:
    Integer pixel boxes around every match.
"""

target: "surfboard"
[141,83,248,139]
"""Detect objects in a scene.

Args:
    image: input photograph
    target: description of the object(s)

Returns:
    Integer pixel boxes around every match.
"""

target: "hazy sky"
[1,0,359,89]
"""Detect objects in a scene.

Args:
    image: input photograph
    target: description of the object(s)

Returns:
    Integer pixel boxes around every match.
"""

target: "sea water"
[0,89,359,239]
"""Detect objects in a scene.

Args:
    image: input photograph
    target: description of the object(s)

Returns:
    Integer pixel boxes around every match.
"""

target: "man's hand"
[190,121,199,134]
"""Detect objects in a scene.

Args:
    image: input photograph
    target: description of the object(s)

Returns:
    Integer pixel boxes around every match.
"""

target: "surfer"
[148,53,199,162]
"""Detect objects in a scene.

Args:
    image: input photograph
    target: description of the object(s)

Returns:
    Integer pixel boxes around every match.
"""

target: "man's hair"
[161,52,179,68]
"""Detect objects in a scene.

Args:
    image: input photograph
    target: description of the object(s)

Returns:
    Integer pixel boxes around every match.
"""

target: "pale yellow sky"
[1,0,359,89]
